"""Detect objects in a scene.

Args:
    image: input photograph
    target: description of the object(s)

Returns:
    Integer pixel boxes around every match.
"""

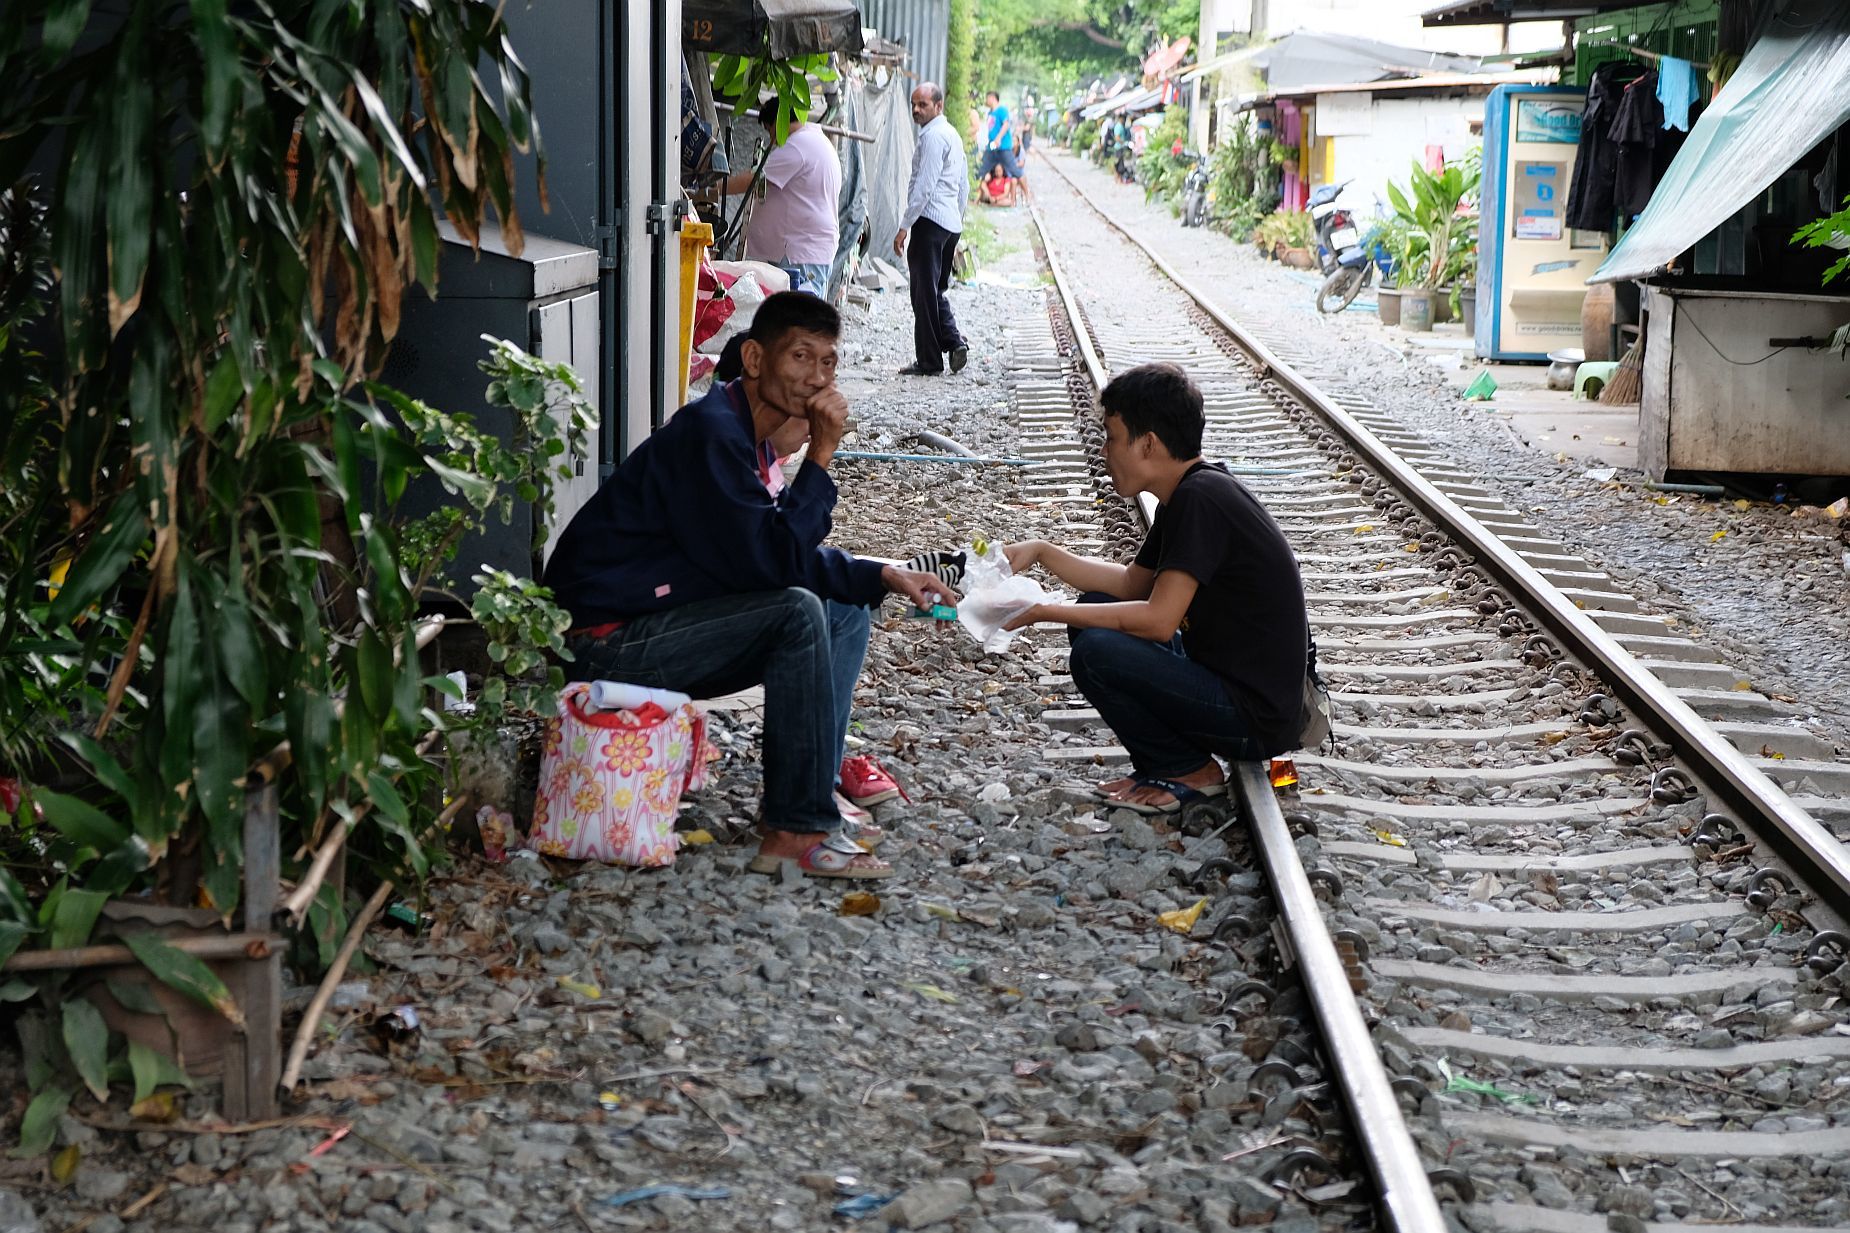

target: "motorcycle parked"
[1316,225,1392,315]
[1308,179,1361,275]
[1179,152,1210,228]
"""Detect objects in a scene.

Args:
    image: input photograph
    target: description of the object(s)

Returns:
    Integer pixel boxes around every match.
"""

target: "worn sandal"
[747,832,894,879]
[1105,776,1228,817]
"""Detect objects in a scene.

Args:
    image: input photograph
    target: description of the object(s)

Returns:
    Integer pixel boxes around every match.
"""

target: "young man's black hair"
[748,290,841,349]
[1098,362,1204,460]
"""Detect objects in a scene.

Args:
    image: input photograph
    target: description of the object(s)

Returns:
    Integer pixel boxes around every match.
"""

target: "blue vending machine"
[1476,85,1608,360]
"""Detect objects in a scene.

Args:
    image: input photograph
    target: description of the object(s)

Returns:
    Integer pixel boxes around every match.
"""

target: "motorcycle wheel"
[1316,267,1367,315]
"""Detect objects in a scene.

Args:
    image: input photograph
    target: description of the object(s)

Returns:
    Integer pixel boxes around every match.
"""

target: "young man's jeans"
[566,589,872,834]
[1067,592,1262,779]
[781,262,831,298]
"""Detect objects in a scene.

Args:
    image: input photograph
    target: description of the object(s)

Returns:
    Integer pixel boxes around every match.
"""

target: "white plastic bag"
[956,540,1058,653]
[695,272,767,356]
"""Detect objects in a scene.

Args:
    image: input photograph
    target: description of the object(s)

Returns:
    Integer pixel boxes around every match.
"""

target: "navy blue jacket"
[543,381,887,626]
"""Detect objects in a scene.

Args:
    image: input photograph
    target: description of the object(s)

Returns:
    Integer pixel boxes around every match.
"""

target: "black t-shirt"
[1133,462,1308,749]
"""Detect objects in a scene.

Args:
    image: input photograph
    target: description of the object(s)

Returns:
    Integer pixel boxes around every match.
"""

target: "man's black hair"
[748,290,841,350]
[986,90,1000,102]
[714,333,747,382]
[1098,362,1204,460]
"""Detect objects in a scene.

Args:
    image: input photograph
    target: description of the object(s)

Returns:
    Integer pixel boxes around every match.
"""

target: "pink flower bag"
[528,683,710,866]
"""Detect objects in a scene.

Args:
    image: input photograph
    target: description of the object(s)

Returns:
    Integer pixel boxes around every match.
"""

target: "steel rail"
[1023,186,1450,1233]
[1032,147,1850,922]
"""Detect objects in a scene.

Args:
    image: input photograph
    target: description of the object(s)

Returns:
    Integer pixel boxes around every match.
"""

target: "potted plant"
[1372,217,1420,328]
[1386,159,1475,332]
[1279,210,1316,268]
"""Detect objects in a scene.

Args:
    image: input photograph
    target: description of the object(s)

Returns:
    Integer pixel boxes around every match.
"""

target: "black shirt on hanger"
[1610,68,1664,216]
[1565,62,1638,231]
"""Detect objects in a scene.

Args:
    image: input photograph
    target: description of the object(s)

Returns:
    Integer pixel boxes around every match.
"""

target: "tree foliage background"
[963,0,1202,107]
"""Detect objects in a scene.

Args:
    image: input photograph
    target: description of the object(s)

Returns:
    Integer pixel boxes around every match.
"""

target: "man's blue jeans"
[1067,592,1262,780]
[566,589,871,833]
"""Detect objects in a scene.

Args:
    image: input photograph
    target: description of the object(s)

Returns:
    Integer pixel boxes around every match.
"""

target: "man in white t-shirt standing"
[722,103,842,297]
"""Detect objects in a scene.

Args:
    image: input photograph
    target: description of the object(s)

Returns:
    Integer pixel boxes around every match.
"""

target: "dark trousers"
[1067,593,1262,779]
[905,217,965,370]
[566,589,868,834]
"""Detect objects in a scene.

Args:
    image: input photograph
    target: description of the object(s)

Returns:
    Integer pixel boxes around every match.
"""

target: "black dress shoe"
[897,363,943,376]
[948,344,969,373]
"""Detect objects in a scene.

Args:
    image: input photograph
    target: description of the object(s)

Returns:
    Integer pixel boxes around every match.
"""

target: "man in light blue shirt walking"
[894,82,970,377]
[978,90,1025,186]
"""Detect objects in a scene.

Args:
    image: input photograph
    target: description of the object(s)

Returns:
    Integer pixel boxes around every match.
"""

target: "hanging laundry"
[1655,56,1700,131]
[1565,62,1635,231]
[1610,69,1663,217]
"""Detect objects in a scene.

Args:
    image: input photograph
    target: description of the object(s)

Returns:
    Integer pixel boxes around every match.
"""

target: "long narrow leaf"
[121,933,245,1029]
[62,1000,111,1103]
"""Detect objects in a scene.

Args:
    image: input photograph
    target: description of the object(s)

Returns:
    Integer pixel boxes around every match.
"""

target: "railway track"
[1007,148,1850,1233]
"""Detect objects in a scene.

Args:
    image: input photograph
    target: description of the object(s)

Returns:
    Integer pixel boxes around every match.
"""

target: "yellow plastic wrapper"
[1269,758,1298,788]
[1158,897,1209,934]
[556,975,601,999]
[682,829,716,845]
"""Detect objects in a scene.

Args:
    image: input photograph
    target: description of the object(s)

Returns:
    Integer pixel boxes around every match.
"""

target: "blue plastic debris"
[601,1184,732,1208]
[832,1193,898,1219]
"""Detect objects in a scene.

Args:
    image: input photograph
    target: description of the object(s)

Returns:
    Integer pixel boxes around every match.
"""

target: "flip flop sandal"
[1106,777,1228,817]
[747,832,894,879]
[1090,777,1138,801]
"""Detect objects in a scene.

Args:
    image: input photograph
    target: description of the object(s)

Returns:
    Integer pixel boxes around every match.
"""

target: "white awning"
[1592,1,1850,284]
[1081,87,1163,121]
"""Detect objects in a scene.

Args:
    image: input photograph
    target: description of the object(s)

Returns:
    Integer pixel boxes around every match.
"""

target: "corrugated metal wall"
[858,0,949,89]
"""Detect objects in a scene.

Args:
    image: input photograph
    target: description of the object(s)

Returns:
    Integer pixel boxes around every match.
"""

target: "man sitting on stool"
[544,293,955,878]
[999,363,1308,813]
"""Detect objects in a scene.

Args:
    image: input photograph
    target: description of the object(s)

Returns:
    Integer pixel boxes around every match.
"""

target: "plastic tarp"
[831,69,915,291]
[683,0,865,59]
[1082,87,1163,121]
[1591,0,1850,285]
[1243,30,1486,92]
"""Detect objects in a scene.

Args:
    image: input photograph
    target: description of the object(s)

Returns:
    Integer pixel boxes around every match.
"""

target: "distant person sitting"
[544,293,955,878]
[997,364,1309,814]
[979,163,1014,207]
[720,101,842,298]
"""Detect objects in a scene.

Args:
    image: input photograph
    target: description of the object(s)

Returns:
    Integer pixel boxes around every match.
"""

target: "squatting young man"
[1001,363,1309,812]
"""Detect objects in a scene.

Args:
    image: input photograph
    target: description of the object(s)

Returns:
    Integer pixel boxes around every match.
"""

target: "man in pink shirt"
[722,104,842,297]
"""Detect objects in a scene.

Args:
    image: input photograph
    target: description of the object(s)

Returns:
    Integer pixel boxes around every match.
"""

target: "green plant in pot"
[1386,159,1476,332]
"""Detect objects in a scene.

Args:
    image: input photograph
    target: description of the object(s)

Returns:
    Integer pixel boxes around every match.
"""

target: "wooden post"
[222,782,282,1120]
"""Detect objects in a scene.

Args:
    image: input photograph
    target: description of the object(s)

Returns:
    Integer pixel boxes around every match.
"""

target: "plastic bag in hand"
[956,540,1056,653]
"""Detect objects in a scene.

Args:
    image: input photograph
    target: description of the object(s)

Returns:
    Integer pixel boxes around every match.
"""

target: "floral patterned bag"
[528,683,709,866]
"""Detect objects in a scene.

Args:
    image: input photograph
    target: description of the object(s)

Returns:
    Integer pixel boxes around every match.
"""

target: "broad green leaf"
[33,790,128,852]
[363,771,409,826]
[190,639,246,917]
[421,453,495,507]
[0,921,33,970]
[348,70,426,191]
[42,1,94,61]
[61,1000,110,1103]
[0,980,37,1004]
[200,354,243,432]
[190,0,237,157]
[104,978,166,1018]
[127,1040,191,1104]
[0,868,32,925]
[58,734,138,813]
[105,15,154,321]
[121,934,245,1029]
[354,627,392,720]
[12,1086,73,1158]
[49,889,107,951]
[45,494,149,629]
[214,592,267,710]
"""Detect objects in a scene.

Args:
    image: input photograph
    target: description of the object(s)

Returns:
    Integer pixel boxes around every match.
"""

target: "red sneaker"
[840,755,905,807]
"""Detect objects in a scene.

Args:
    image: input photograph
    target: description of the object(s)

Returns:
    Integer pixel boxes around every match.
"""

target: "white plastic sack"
[956,540,1058,653]
[708,259,791,295]
[695,272,768,357]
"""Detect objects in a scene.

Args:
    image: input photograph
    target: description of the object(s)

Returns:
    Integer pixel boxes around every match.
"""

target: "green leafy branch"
[711,52,838,145]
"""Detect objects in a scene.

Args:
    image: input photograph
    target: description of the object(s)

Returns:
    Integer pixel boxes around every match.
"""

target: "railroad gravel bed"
[1027,158,1850,1230]
[0,207,1357,1233]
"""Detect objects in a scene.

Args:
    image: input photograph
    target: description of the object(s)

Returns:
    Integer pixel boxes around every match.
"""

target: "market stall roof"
[1247,66,1557,103]
[1181,30,1489,90]
[1592,0,1850,285]
[1081,86,1165,121]
[1422,0,1639,25]
[682,0,864,58]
